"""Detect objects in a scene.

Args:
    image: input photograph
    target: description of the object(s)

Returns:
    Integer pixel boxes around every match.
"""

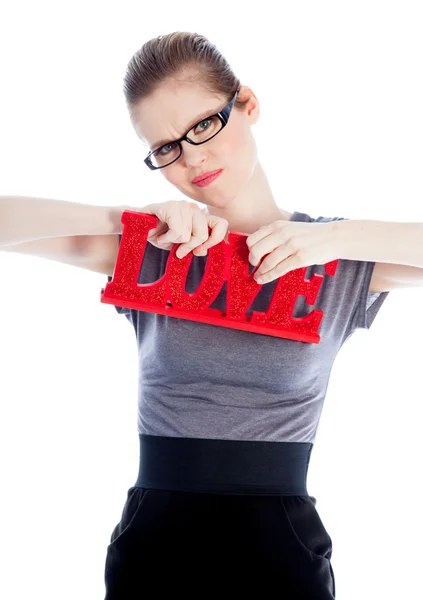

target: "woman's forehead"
[132,83,225,149]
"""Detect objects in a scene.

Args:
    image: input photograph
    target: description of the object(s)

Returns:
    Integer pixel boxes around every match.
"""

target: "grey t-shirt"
[108,210,389,444]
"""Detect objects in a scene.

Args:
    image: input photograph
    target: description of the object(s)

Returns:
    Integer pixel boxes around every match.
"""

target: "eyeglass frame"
[143,88,240,170]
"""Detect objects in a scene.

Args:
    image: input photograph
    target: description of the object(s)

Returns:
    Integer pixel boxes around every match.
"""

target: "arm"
[0,195,125,246]
[332,218,423,292]
[0,195,157,276]
[2,234,120,276]
[333,218,423,267]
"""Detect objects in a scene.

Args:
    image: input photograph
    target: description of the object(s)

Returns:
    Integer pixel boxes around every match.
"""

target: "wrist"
[331,219,350,258]
[105,205,129,234]
[105,203,159,235]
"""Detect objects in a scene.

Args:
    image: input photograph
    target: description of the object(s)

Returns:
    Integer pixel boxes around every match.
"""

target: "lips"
[191,169,222,184]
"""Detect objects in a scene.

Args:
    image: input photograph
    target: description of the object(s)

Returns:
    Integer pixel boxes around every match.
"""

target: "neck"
[205,161,292,236]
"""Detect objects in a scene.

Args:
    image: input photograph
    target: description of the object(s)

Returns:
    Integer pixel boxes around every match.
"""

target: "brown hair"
[122,32,249,118]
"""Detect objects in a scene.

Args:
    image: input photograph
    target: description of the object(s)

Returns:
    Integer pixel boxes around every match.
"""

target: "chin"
[200,192,235,209]
[181,188,227,206]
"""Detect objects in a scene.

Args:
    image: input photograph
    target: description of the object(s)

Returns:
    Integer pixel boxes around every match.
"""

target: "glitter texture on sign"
[101,211,340,343]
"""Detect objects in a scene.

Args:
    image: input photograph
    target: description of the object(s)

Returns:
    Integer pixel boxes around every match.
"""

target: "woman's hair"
[122,32,249,119]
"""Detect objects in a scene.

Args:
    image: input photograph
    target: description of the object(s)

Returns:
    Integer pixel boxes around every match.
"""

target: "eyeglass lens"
[150,116,223,168]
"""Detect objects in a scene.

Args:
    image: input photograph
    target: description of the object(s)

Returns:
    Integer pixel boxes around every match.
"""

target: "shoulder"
[289,210,348,224]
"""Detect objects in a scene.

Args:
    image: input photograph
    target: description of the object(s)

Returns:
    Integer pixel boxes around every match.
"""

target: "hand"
[246,219,339,284]
[143,201,229,257]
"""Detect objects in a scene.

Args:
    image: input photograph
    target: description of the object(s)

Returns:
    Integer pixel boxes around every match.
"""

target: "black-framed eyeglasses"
[144,88,240,170]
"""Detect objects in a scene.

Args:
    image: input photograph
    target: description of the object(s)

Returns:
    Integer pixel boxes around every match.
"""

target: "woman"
[2,31,423,599]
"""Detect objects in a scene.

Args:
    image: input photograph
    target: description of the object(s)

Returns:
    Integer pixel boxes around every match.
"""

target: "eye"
[194,119,212,134]
[158,142,177,156]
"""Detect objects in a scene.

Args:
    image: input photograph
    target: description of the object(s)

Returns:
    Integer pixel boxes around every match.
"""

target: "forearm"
[334,218,423,267]
[0,195,138,247]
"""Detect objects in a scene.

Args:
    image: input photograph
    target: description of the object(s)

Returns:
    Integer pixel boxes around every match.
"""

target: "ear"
[238,85,260,124]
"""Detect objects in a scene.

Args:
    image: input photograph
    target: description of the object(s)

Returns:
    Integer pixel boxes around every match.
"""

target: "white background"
[1,1,422,598]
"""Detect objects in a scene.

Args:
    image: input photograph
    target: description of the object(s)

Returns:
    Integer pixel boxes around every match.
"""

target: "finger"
[176,209,209,258]
[156,209,188,245]
[248,230,286,267]
[245,224,272,249]
[147,221,167,241]
[148,223,176,250]
[254,245,293,278]
[255,254,302,284]
[203,215,229,249]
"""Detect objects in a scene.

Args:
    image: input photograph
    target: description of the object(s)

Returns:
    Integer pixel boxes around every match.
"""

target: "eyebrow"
[150,106,220,151]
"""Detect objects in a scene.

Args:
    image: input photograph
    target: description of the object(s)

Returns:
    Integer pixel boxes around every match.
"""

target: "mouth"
[191,169,223,187]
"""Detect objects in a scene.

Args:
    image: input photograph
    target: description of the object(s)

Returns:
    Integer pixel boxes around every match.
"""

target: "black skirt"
[104,434,336,599]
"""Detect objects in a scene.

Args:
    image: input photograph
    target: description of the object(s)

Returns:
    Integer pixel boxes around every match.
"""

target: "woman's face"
[131,80,260,210]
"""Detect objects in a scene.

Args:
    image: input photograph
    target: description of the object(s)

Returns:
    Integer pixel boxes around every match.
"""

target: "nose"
[180,140,207,167]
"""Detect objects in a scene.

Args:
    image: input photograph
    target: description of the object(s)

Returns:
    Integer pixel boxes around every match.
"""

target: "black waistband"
[134,434,312,496]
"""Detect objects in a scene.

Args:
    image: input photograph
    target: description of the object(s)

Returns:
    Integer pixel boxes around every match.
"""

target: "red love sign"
[100,211,339,343]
